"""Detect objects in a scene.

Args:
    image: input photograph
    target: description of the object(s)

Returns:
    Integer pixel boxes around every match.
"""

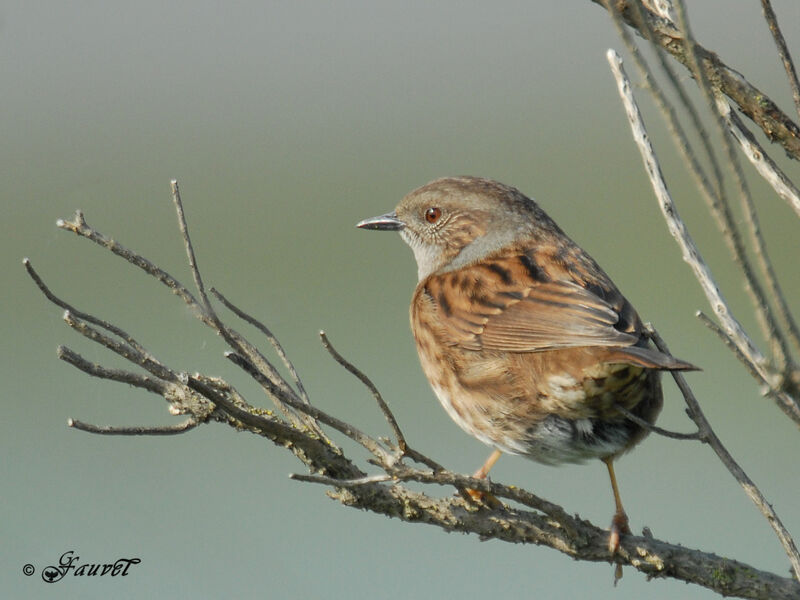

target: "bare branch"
[672,0,794,370]
[605,1,725,203]
[606,48,800,425]
[289,473,393,487]
[607,1,798,370]
[605,1,798,377]
[312,466,800,600]
[716,98,800,221]
[23,258,148,355]
[224,351,391,462]
[62,310,179,384]
[714,99,800,354]
[212,286,311,405]
[592,0,800,161]
[57,345,168,395]
[608,49,800,580]
[56,210,204,319]
[170,180,213,318]
[614,404,703,441]
[760,0,800,121]
[68,418,199,436]
[649,329,800,582]
[319,331,407,453]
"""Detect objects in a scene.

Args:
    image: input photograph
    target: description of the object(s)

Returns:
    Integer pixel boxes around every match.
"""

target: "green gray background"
[4,1,800,598]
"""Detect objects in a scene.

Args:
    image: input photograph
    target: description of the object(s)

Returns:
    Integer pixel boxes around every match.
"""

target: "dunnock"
[357,176,696,552]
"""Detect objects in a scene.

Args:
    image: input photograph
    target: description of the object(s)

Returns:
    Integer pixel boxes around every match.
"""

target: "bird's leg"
[603,457,631,553]
[473,448,503,479]
[465,449,503,507]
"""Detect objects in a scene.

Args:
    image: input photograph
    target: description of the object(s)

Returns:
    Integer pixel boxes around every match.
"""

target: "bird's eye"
[424,207,442,223]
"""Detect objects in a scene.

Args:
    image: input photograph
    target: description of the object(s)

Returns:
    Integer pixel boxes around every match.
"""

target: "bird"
[357,176,697,554]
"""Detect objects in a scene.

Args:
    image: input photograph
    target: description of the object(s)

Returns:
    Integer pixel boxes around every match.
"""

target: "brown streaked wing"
[424,255,639,352]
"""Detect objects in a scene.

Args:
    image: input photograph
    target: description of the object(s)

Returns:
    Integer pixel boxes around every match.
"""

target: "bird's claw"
[464,488,503,509]
[608,511,631,554]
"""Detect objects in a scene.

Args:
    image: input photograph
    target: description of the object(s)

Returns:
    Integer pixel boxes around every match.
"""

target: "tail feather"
[604,345,699,372]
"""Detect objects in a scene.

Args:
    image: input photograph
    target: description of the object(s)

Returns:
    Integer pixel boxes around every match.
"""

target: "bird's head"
[357,176,555,280]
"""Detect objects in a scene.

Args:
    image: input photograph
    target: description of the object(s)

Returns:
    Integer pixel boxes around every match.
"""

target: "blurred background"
[4,1,799,598]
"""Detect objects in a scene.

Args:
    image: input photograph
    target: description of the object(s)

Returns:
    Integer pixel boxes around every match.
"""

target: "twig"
[224,352,391,462]
[614,404,703,441]
[319,331,407,453]
[289,473,393,486]
[56,211,204,321]
[23,258,148,356]
[68,418,199,435]
[675,1,793,369]
[62,311,179,384]
[606,0,800,402]
[716,98,800,221]
[696,312,774,395]
[212,287,311,405]
[714,99,800,354]
[606,48,800,426]
[606,0,725,203]
[611,0,792,366]
[648,328,800,582]
[591,0,800,161]
[57,345,168,395]
[673,0,799,386]
[169,181,324,435]
[760,0,800,121]
[170,180,213,318]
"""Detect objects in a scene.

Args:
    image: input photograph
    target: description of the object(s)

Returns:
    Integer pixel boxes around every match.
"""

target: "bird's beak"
[356,212,405,231]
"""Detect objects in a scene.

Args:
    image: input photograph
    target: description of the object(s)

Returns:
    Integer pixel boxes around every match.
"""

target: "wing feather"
[421,253,639,352]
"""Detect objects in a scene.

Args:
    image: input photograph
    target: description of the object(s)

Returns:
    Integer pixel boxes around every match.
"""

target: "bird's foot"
[608,511,631,584]
[463,487,503,509]
[608,510,631,554]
